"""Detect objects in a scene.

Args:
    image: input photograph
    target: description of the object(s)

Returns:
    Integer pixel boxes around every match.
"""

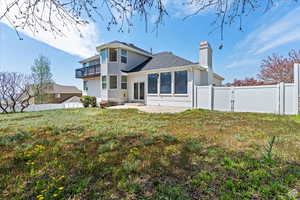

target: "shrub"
[90,96,97,107]
[80,96,97,108]
[80,96,90,108]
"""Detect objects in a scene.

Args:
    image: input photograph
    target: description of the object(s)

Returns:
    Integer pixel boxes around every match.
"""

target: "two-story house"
[75,41,224,107]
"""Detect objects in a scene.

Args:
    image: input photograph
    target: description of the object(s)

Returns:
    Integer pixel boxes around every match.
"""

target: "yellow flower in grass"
[53,193,59,197]
[58,186,64,191]
[36,194,44,200]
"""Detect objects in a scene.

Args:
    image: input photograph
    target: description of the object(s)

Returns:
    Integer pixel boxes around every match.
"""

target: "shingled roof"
[45,83,82,94]
[122,52,195,73]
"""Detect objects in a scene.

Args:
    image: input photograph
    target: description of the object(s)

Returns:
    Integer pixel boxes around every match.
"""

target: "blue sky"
[1,1,300,89]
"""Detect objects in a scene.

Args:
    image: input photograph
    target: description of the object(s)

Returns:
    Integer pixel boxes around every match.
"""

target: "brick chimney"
[199,41,213,84]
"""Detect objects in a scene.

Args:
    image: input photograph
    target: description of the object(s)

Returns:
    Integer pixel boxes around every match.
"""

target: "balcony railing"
[75,64,101,78]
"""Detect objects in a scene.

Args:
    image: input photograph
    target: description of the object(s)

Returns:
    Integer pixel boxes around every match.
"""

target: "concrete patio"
[108,104,189,113]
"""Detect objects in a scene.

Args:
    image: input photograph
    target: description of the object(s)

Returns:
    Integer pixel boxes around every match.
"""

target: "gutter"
[122,64,206,76]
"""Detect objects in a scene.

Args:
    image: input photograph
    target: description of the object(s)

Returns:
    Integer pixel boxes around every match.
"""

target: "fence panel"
[26,104,65,112]
[64,103,84,109]
[284,84,297,115]
[196,86,210,109]
[233,85,279,113]
[214,87,231,111]
[195,83,298,115]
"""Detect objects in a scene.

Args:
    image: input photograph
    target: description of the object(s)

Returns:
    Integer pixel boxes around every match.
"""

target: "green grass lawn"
[0,108,299,200]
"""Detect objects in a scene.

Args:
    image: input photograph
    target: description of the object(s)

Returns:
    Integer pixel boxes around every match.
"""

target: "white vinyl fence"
[194,64,300,115]
[24,103,83,112]
[2,103,84,113]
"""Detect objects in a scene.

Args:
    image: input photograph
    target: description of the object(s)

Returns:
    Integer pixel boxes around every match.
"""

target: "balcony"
[75,64,101,78]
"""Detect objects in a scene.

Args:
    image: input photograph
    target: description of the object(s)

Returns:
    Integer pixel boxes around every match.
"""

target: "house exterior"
[75,41,224,107]
[31,83,82,104]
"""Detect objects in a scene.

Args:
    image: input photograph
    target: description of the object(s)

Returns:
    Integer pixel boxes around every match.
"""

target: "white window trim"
[121,75,127,90]
[102,76,107,90]
[146,70,188,96]
[83,80,88,91]
[147,73,159,95]
[174,70,188,95]
[100,49,107,64]
[108,48,118,63]
[159,72,172,95]
[120,49,128,64]
[133,82,145,101]
[109,75,118,90]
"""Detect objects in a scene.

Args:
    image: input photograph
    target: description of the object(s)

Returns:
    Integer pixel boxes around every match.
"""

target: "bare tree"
[0,72,34,113]
[0,0,293,41]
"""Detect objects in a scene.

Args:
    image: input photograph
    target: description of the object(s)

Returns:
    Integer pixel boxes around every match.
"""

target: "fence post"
[230,87,235,112]
[279,82,285,115]
[294,63,300,114]
[208,84,214,110]
[193,85,198,108]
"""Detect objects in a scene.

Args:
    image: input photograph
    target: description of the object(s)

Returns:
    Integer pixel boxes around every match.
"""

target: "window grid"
[100,49,107,64]
[147,70,188,95]
[148,73,159,94]
[121,76,127,89]
[109,48,118,62]
[110,76,118,89]
[121,49,128,64]
[102,76,107,89]
[83,81,88,91]
[160,72,172,94]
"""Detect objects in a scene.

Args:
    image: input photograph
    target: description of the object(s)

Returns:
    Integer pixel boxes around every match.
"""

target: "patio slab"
[108,104,189,113]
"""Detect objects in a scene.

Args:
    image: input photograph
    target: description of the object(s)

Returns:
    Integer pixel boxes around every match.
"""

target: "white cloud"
[240,6,300,55]
[225,5,300,69]
[0,0,100,58]
[225,59,258,69]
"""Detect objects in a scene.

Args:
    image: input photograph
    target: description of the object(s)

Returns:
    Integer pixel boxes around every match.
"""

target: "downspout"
[192,70,195,108]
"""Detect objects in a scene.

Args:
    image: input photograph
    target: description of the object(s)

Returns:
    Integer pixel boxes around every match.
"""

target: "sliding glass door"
[134,82,145,101]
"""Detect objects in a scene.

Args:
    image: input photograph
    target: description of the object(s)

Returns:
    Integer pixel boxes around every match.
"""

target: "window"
[175,70,188,94]
[148,73,159,94]
[83,63,87,67]
[102,76,107,89]
[160,72,172,94]
[100,49,107,64]
[109,48,118,62]
[110,76,118,89]
[83,80,88,91]
[121,76,127,89]
[121,49,128,64]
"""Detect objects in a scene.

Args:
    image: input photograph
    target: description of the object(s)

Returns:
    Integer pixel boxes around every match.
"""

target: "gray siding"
[83,77,101,102]
[100,48,149,103]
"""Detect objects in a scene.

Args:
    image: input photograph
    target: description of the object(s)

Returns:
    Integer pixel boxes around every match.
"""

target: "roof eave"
[96,43,153,58]
[213,73,225,80]
[123,64,204,75]
[79,55,100,64]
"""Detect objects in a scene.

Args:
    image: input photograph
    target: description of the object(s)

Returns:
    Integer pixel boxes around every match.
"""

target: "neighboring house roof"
[122,52,195,73]
[62,96,81,103]
[96,40,152,57]
[45,83,82,94]
[79,55,99,64]
[213,73,225,81]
